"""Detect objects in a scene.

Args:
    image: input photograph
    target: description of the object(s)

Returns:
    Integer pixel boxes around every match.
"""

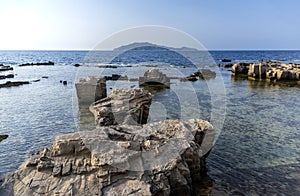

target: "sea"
[0,50,299,195]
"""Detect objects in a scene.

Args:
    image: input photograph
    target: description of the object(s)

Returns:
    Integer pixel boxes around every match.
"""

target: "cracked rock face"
[90,88,152,126]
[0,119,214,196]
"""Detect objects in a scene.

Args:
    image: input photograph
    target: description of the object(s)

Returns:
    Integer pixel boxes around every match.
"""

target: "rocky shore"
[0,119,214,195]
[232,61,300,85]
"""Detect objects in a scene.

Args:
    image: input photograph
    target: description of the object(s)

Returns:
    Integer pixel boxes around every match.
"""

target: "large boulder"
[90,88,152,126]
[0,119,215,196]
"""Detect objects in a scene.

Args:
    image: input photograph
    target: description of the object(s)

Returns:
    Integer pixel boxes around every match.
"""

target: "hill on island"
[111,42,197,66]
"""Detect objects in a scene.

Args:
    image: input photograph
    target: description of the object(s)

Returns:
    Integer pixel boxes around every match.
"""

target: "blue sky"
[0,0,299,50]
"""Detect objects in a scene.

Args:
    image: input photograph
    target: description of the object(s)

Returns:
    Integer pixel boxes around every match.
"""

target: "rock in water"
[0,119,215,195]
[90,88,152,126]
[232,62,251,75]
[0,135,8,142]
[139,69,170,88]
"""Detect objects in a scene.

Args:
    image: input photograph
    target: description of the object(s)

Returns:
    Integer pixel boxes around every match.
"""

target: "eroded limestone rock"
[139,69,170,88]
[75,76,107,105]
[0,119,214,196]
[90,88,152,126]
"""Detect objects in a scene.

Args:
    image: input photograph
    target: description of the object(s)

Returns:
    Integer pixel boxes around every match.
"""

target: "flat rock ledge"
[0,119,214,196]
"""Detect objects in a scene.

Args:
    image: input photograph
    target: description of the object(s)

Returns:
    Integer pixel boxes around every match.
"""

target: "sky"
[0,0,299,50]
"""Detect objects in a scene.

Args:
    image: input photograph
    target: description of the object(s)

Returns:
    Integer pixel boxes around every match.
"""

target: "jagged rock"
[75,76,107,105]
[139,69,170,88]
[0,135,8,142]
[0,119,215,195]
[90,88,152,126]
[182,69,216,82]
[232,62,251,75]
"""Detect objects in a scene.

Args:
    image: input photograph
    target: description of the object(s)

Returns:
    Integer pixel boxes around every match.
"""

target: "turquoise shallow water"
[0,50,299,195]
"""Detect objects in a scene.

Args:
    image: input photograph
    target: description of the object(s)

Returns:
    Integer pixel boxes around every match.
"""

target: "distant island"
[113,42,200,52]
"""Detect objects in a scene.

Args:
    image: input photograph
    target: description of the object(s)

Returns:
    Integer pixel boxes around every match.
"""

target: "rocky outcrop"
[0,135,8,142]
[90,88,152,126]
[75,76,107,105]
[232,62,251,75]
[232,61,300,83]
[0,81,30,88]
[139,69,170,88]
[0,65,13,72]
[19,61,54,67]
[181,69,216,82]
[0,119,215,195]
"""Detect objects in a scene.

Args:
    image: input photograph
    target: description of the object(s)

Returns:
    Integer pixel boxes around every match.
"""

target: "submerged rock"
[0,119,215,195]
[90,88,152,126]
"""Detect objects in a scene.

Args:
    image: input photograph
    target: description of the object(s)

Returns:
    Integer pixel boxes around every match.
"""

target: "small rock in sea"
[221,59,232,62]
[74,64,81,67]
[0,134,8,142]
[32,79,40,82]
[42,76,49,79]
[60,80,63,83]
[63,81,67,85]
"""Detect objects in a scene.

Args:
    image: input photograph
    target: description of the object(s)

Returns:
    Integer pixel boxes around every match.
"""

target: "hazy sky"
[0,0,299,50]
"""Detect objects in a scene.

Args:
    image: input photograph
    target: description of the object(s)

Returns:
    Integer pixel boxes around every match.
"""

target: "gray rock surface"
[90,88,152,126]
[75,76,107,105]
[181,69,216,81]
[0,119,215,196]
[139,69,170,88]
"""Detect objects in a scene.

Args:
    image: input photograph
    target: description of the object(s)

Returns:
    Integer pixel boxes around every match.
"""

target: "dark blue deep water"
[0,50,299,195]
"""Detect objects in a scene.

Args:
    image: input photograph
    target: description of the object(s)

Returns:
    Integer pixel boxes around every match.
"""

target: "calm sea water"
[0,50,299,195]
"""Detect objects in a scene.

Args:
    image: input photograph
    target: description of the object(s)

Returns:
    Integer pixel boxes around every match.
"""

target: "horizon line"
[1,48,300,51]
